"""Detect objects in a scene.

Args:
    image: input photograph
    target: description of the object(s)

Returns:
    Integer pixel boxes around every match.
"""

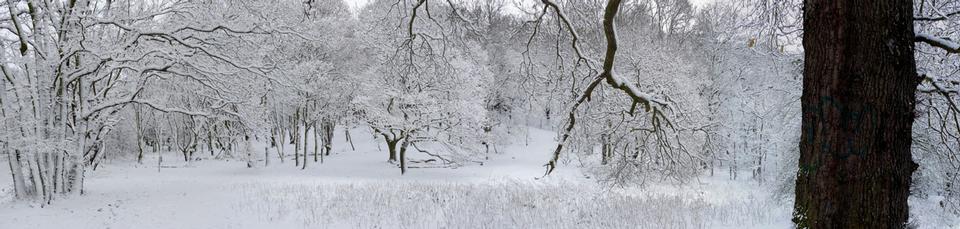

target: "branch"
[5,0,28,55]
[409,142,458,165]
[915,10,960,22]
[543,0,670,176]
[539,0,598,69]
[917,33,960,53]
[920,74,960,94]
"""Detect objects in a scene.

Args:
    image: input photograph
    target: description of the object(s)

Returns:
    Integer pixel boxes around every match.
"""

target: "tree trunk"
[301,125,308,170]
[294,125,300,167]
[157,149,162,173]
[600,133,611,165]
[26,153,42,200]
[276,127,285,163]
[208,128,215,156]
[137,138,145,164]
[345,129,355,151]
[35,154,48,203]
[7,149,28,197]
[323,121,334,156]
[399,139,409,174]
[246,135,253,168]
[385,137,398,162]
[135,106,144,164]
[793,0,919,228]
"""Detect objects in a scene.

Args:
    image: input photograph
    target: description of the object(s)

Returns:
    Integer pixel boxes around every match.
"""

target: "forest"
[1,0,959,228]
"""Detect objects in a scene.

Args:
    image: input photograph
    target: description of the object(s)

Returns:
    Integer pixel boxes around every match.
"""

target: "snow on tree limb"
[917,33,960,54]
[915,10,960,22]
[5,0,28,55]
[920,74,960,94]
[538,0,599,69]
[542,0,671,175]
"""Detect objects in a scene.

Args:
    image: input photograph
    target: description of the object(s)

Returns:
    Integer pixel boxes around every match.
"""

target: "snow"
[911,195,960,228]
[0,156,11,203]
[0,126,951,228]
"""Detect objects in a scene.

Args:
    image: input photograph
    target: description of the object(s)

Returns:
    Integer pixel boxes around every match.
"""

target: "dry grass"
[237,180,789,229]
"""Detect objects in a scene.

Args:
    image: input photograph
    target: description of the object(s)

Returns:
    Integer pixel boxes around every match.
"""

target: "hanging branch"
[539,0,671,175]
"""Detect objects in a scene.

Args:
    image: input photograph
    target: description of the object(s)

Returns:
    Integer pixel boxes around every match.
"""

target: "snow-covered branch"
[917,33,960,54]
[542,0,672,175]
[915,10,960,22]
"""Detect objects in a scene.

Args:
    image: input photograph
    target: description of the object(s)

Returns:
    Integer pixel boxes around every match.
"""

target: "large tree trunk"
[793,0,919,228]
[385,137,399,163]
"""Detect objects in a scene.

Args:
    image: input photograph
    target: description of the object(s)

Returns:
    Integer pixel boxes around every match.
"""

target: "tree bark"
[313,123,319,162]
[323,121,334,156]
[385,136,399,162]
[600,133,611,165]
[208,127,215,156]
[302,124,308,170]
[794,0,919,228]
[399,139,409,174]
[345,129,355,151]
[135,106,144,164]
[7,150,27,197]
[246,136,253,168]
[294,125,300,167]
[276,127,285,163]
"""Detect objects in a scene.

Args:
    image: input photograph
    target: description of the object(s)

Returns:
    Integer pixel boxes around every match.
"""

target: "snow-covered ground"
[6,127,951,228]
